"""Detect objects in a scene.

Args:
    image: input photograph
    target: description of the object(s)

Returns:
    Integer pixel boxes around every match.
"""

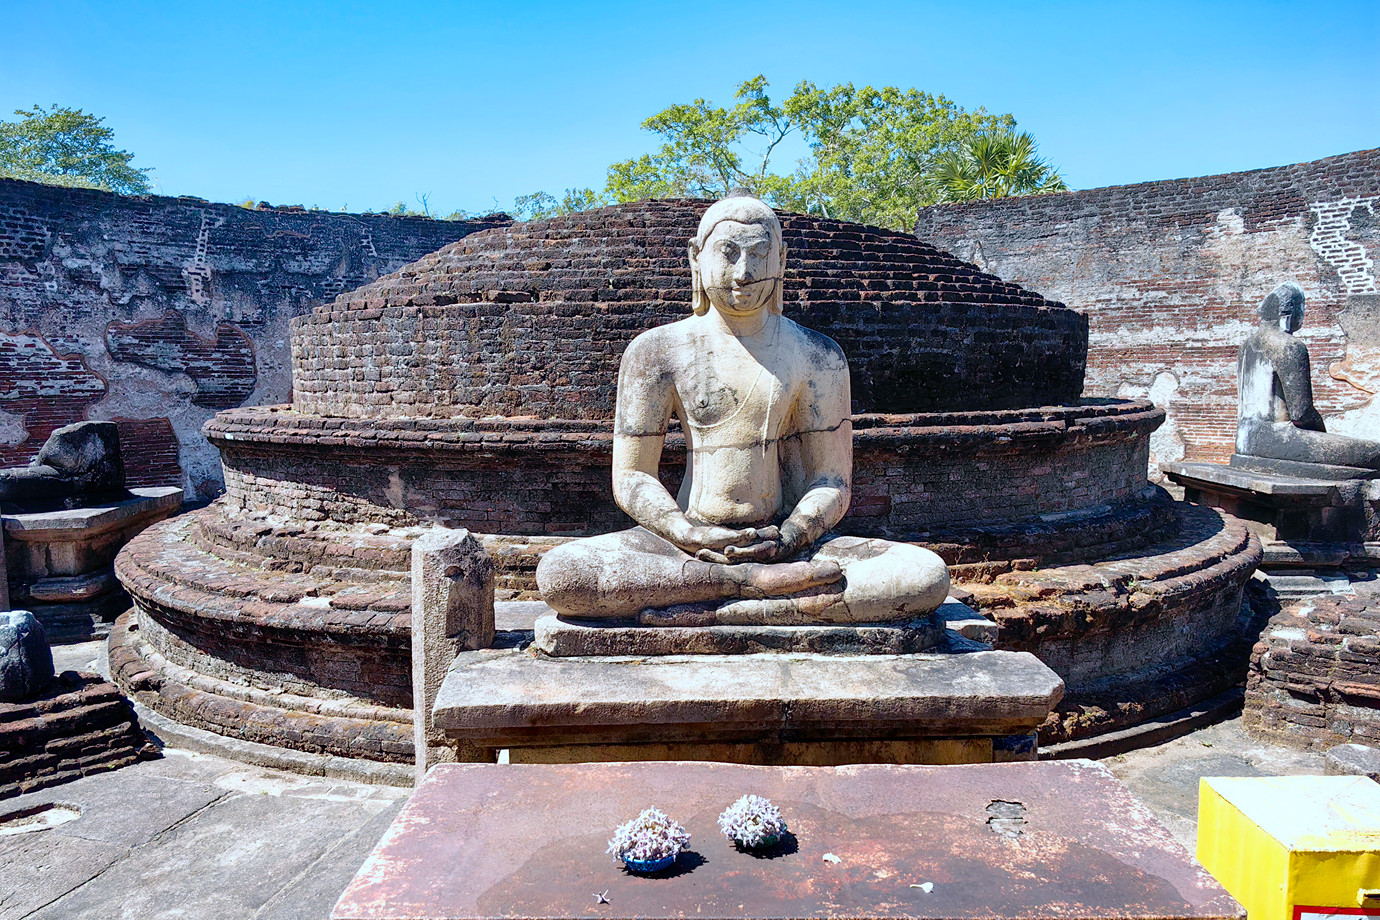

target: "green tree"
[929,130,1068,203]
[513,77,1062,230]
[0,105,151,193]
[511,187,605,221]
[603,75,792,202]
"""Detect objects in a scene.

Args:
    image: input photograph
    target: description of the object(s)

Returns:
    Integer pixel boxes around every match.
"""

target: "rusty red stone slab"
[333,760,1240,920]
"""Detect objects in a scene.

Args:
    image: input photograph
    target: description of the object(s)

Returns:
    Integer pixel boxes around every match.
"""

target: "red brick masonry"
[1245,581,1380,750]
[0,671,154,799]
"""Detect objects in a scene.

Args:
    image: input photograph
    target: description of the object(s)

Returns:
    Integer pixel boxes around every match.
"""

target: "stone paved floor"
[0,642,1336,920]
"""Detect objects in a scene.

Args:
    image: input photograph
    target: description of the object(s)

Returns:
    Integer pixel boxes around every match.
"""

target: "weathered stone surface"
[332,760,1240,920]
[0,421,125,510]
[0,610,53,702]
[533,612,947,657]
[5,486,182,641]
[411,527,494,781]
[431,647,1063,752]
[1325,742,1380,779]
[1229,453,1380,481]
[26,780,397,920]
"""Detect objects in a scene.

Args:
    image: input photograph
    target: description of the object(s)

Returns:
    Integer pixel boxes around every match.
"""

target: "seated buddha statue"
[536,193,950,625]
[1237,282,1380,471]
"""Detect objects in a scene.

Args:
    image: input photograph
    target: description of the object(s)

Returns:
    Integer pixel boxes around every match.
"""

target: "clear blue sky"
[3,0,1376,214]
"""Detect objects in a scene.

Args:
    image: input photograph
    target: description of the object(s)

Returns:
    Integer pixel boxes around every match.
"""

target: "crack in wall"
[182,210,225,306]
[1309,197,1378,295]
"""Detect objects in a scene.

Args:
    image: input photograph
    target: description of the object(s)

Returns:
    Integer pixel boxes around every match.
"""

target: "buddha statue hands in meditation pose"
[536,193,950,625]
[1237,282,1380,471]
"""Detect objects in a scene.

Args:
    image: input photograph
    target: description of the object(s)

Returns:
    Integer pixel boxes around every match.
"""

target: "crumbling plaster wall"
[915,148,1380,470]
[0,179,506,500]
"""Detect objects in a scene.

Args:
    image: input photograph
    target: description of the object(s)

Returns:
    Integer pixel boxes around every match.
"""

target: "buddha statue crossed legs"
[536,194,950,625]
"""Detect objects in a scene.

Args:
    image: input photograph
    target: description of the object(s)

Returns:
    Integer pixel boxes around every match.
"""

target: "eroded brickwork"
[208,403,1159,542]
[914,148,1380,467]
[0,179,506,498]
[293,201,1087,419]
[1245,582,1380,750]
[0,671,152,799]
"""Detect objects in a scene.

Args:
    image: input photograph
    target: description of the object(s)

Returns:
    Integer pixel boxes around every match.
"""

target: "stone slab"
[12,761,226,848]
[502,736,996,766]
[2,486,182,540]
[1163,461,1342,498]
[0,829,128,920]
[27,785,394,920]
[534,613,947,657]
[532,599,991,658]
[494,600,548,632]
[1325,742,1380,779]
[254,801,406,920]
[1229,453,1380,481]
[1259,570,1355,599]
[332,760,1242,920]
[432,648,1063,747]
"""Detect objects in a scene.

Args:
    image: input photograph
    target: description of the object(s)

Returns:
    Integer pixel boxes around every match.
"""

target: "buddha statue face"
[1279,293,1304,334]
[688,195,785,317]
[693,220,781,316]
[1261,281,1306,334]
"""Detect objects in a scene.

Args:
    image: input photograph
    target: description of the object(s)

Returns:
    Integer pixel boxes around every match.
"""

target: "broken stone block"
[411,527,494,782]
[0,610,55,702]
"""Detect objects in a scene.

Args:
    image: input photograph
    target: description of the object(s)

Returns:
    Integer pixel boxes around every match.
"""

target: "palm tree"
[929,130,1067,203]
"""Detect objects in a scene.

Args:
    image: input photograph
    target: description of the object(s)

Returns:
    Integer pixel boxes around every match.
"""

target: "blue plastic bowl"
[622,853,677,873]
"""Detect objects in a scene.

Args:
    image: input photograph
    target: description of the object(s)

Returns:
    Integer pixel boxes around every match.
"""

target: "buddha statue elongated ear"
[688,240,709,316]
[772,242,788,314]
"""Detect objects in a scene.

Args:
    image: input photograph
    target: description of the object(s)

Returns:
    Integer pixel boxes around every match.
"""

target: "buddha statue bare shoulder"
[536,193,950,625]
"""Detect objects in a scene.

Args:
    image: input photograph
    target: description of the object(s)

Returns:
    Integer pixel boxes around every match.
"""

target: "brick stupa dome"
[290,200,1087,419]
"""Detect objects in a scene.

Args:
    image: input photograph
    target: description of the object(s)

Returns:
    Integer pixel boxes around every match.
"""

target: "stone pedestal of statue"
[1164,458,1379,581]
[419,595,1061,767]
[5,487,183,641]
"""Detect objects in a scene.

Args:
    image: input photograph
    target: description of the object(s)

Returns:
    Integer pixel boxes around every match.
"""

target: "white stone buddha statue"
[535,193,950,625]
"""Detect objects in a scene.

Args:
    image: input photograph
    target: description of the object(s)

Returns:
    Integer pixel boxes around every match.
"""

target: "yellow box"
[1198,776,1380,920]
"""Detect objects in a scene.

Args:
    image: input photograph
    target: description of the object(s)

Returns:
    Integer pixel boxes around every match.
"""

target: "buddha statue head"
[688,191,787,317]
[1260,281,1306,334]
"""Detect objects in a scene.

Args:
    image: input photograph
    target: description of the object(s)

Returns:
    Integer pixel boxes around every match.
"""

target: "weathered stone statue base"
[1229,452,1380,482]
[534,612,950,657]
[430,634,1061,766]
[5,487,183,641]
[1165,458,1380,578]
[418,582,1061,768]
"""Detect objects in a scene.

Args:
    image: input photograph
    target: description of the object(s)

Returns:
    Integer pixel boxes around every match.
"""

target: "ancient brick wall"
[0,179,507,500]
[914,148,1380,470]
